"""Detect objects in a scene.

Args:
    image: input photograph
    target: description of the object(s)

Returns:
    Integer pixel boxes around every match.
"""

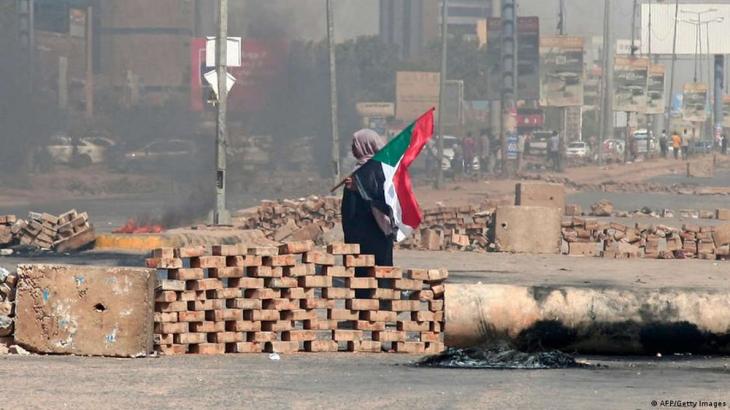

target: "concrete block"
[493,206,562,254]
[514,182,566,211]
[15,264,155,357]
[716,209,730,221]
[713,224,730,247]
[568,242,600,257]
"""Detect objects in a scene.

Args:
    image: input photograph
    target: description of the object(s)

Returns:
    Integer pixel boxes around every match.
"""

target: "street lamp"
[678,8,719,82]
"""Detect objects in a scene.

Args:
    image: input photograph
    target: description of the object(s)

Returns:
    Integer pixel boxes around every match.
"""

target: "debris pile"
[0,268,18,350]
[418,345,587,369]
[147,241,447,355]
[400,206,492,252]
[0,210,95,253]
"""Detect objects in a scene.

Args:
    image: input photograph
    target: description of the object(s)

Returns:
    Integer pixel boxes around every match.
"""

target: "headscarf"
[352,129,385,166]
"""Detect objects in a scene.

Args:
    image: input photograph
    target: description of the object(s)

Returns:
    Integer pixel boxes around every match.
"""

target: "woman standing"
[341,129,395,267]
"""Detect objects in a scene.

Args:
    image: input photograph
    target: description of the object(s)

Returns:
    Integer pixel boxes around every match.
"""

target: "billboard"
[641,4,730,55]
[723,96,730,128]
[485,17,540,101]
[646,64,666,115]
[682,83,708,123]
[613,56,649,113]
[396,71,440,121]
[539,36,584,107]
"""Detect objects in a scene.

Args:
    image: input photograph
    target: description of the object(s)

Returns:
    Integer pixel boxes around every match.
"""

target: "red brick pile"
[0,211,94,252]
[399,206,492,251]
[147,241,447,355]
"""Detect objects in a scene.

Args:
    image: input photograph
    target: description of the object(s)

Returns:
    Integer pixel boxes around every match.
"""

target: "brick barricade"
[147,241,447,355]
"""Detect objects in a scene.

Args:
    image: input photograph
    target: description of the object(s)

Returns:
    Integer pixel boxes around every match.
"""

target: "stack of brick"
[0,268,18,348]
[147,241,447,355]
[12,210,94,252]
[0,215,17,248]
[399,206,491,252]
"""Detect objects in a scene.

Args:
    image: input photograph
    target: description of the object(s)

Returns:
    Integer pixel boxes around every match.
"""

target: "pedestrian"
[548,131,560,171]
[681,129,689,160]
[463,132,476,175]
[722,134,728,155]
[342,129,394,273]
[672,130,681,159]
[517,133,525,172]
[478,129,490,177]
[659,129,668,159]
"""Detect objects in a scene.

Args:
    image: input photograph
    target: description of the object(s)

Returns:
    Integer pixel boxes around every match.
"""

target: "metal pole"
[625,0,637,163]
[213,0,230,225]
[598,0,613,165]
[500,0,516,176]
[558,0,566,35]
[326,0,340,185]
[85,6,94,119]
[666,0,679,135]
[489,0,501,169]
[436,0,448,189]
[715,55,724,143]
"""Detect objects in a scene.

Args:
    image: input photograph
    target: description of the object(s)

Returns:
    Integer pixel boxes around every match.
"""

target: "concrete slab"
[15,264,156,357]
[493,206,562,254]
[514,182,566,211]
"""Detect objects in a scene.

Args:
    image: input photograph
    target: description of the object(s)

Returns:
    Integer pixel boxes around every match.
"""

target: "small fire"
[113,218,165,234]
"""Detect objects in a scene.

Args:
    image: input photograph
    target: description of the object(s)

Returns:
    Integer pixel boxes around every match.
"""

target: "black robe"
[341,160,394,267]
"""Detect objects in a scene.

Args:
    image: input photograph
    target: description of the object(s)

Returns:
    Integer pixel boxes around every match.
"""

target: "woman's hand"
[344,177,354,190]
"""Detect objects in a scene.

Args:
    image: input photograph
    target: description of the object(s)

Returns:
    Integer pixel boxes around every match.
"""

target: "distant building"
[379,0,492,60]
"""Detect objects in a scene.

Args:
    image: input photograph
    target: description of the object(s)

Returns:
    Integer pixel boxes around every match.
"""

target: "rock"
[0,315,13,337]
[9,345,29,355]
[590,200,614,217]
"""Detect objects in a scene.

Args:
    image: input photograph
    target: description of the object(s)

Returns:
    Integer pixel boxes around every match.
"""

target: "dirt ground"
[0,354,727,409]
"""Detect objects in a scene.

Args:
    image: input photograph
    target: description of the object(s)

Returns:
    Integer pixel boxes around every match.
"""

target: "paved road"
[0,354,727,409]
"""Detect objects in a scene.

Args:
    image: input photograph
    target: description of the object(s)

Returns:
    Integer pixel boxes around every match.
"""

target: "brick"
[373,331,406,342]
[146,258,183,269]
[248,332,277,342]
[282,287,312,299]
[346,277,378,289]
[186,279,223,291]
[412,311,435,322]
[344,255,375,267]
[280,309,317,321]
[429,300,444,311]
[301,298,336,309]
[284,264,315,277]
[232,298,263,310]
[322,266,355,277]
[169,268,205,281]
[158,344,188,355]
[226,321,262,332]
[322,287,355,299]
[261,321,293,332]
[427,269,449,281]
[190,299,225,311]
[210,288,242,299]
[395,341,426,354]
[303,319,338,330]
[229,277,265,289]
[279,240,315,254]
[244,289,281,299]
[265,277,299,289]
[248,246,279,256]
[303,251,336,265]
[388,300,422,312]
[346,299,380,311]
[328,309,360,321]
[154,312,178,323]
[155,291,179,303]
[356,321,386,331]
[282,330,317,342]
[227,255,264,267]
[419,332,441,343]
[212,244,240,256]
[235,342,264,353]
[156,301,188,312]
[244,310,280,321]
[304,340,339,352]
[190,256,226,269]
[247,266,280,278]
[333,329,362,341]
[178,311,205,322]
[154,334,174,345]
[326,242,360,255]
[354,340,381,353]
[211,332,245,343]
[394,279,423,291]
[174,333,207,345]
[717,209,730,221]
[155,322,189,334]
[361,311,397,322]
[397,321,430,332]
[406,269,430,281]
[431,284,445,297]
[209,267,246,279]
[151,248,175,259]
[367,266,403,279]
[190,321,225,333]
[264,255,299,267]
[367,288,399,299]
[189,343,225,355]
[206,309,244,322]
[298,275,332,288]
[263,298,300,311]
[569,242,599,256]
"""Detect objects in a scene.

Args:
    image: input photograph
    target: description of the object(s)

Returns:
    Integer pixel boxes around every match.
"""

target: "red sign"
[190,38,288,112]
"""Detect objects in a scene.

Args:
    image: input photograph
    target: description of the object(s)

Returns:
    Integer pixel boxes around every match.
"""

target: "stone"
[590,200,614,217]
[713,224,730,247]
[716,209,730,221]
[15,264,156,357]
[9,344,29,355]
[493,206,562,254]
[514,182,566,212]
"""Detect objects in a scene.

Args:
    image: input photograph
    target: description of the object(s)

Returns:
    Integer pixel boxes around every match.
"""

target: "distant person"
[681,129,689,160]
[659,129,668,159]
[462,132,476,175]
[452,138,464,179]
[672,130,681,159]
[478,129,490,177]
[722,134,728,155]
[548,131,561,171]
[517,133,525,172]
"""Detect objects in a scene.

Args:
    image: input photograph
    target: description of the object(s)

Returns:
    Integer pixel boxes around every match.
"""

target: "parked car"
[632,129,658,155]
[124,139,197,162]
[426,136,480,174]
[45,133,117,166]
[565,141,591,159]
[692,139,713,154]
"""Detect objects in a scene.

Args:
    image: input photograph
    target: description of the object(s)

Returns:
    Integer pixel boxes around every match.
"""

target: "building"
[379,0,491,60]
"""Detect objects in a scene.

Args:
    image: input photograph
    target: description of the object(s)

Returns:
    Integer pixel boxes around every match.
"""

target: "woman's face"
[351,140,358,159]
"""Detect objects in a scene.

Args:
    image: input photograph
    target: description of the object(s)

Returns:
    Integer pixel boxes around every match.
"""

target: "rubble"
[590,200,614,217]
[148,242,447,355]
[0,268,18,349]
[0,210,95,253]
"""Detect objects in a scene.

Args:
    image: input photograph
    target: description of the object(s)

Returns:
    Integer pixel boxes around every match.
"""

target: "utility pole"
[625,0,637,163]
[666,0,679,135]
[598,0,613,165]
[326,0,340,185]
[17,0,34,96]
[85,5,94,119]
[558,0,566,35]
[499,0,517,176]
[436,0,448,189]
[489,0,501,172]
[715,55,724,143]
[212,0,230,225]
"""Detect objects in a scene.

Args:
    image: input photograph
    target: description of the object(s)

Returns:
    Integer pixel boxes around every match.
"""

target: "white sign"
[206,37,242,68]
[204,70,236,98]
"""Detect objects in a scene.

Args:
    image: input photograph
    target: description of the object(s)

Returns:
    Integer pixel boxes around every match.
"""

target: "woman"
[341,129,394,267]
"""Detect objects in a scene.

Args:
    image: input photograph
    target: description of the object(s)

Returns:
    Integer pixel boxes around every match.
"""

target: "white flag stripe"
[380,161,412,242]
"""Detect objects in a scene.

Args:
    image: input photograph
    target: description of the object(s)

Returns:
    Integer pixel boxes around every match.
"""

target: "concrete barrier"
[492,206,562,254]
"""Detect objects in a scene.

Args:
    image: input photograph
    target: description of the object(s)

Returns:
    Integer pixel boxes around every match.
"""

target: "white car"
[46,134,116,165]
[565,141,591,159]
